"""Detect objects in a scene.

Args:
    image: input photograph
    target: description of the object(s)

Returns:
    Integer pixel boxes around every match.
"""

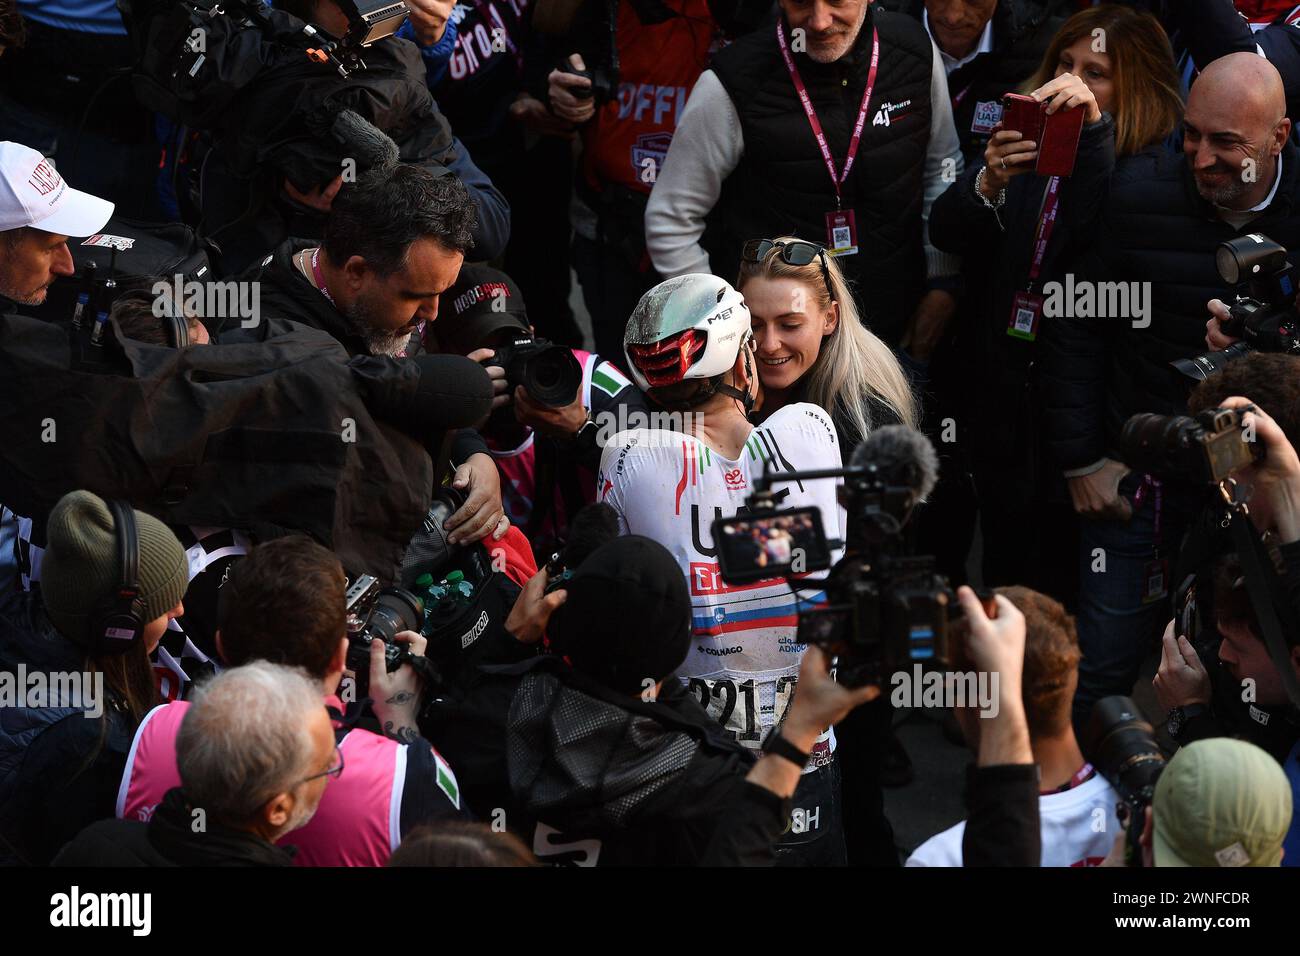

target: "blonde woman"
[737,237,919,462]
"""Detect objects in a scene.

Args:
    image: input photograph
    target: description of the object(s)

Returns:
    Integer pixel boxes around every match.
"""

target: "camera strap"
[1227,507,1300,712]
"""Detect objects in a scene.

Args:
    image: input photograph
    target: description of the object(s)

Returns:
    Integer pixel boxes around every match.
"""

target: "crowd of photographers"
[2,0,1300,869]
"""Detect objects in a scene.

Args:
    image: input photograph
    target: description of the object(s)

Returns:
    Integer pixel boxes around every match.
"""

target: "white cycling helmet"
[623,274,753,402]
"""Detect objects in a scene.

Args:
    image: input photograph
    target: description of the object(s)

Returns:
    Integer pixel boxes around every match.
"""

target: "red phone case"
[1037,105,1085,177]
[999,93,1084,177]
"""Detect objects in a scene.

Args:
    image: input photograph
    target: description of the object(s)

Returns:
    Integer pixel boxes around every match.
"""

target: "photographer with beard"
[1038,52,1300,735]
[234,164,509,548]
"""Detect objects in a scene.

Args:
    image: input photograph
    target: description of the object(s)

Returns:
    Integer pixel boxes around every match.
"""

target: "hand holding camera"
[957,587,1033,767]
[1205,298,1241,351]
[549,54,597,124]
[1153,619,1211,712]
[782,646,880,753]
[504,566,569,645]
[467,347,513,413]
[513,387,589,442]
[1216,396,1300,542]
[370,629,428,743]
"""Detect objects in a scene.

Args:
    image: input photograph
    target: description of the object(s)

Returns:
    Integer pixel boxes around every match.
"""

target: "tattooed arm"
[369,631,427,743]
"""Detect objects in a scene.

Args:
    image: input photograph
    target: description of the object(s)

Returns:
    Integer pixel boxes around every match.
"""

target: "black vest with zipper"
[707,6,935,342]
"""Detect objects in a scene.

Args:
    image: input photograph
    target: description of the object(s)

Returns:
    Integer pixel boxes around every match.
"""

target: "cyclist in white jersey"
[598,273,847,864]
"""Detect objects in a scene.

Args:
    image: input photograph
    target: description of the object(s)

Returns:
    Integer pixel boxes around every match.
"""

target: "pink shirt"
[116,697,463,867]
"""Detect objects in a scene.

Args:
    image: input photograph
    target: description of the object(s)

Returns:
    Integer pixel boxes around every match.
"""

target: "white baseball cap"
[0,142,114,237]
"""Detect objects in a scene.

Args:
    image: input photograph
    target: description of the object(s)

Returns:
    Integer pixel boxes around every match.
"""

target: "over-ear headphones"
[86,499,147,655]
[164,311,189,349]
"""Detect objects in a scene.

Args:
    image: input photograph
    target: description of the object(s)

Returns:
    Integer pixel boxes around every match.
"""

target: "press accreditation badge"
[971,100,1003,135]
[825,209,858,257]
[1007,290,1044,341]
[1142,558,1168,604]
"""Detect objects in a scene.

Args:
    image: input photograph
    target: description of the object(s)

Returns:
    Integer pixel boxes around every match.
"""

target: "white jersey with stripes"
[597,402,844,757]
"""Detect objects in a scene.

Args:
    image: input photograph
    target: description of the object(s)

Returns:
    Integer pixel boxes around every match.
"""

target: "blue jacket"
[0,591,137,865]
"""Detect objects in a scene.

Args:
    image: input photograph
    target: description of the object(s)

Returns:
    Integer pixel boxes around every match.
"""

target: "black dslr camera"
[1174,234,1300,381]
[1085,695,1166,867]
[343,573,423,696]
[712,427,987,687]
[485,336,582,408]
[1119,406,1261,486]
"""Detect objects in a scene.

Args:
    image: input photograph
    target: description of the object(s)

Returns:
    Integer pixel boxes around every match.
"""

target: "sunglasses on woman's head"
[740,239,836,304]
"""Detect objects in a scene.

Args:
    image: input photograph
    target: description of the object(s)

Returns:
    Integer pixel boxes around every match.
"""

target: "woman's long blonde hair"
[737,238,919,447]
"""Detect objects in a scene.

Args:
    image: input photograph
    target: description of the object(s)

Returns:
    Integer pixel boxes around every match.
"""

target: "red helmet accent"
[627,328,708,387]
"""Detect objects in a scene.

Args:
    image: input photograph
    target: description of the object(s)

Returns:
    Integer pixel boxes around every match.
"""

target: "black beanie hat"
[549,535,691,695]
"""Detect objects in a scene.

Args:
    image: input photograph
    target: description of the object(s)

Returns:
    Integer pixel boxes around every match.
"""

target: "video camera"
[1174,234,1300,382]
[483,336,582,408]
[1085,695,1166,867]
[711,426,991,686]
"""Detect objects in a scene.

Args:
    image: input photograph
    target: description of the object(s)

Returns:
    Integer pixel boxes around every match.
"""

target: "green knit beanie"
[42,491,189,646]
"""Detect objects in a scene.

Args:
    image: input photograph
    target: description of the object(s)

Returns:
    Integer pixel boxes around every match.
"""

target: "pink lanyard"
[776,19,880,209]
[1026,176,1062,291]
[309,247,337,308]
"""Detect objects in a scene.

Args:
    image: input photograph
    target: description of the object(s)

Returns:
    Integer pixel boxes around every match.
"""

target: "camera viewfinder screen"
[714,508,831,584]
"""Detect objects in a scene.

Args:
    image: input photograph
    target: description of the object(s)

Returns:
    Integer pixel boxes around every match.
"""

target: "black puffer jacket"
[882,0,1072,164]
[929,112,1115,488]
[1038,139,1300,472]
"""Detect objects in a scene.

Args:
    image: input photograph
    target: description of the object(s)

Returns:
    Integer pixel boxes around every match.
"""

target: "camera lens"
[1084,696,1165,808]
[365,588,424,643]
[1118,412,1199,475]
[522,346,582,407]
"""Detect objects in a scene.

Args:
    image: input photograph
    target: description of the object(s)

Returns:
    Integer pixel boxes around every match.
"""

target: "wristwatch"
[1167,703,1209,739]
[572,412,600,455]
[761,731,810,769]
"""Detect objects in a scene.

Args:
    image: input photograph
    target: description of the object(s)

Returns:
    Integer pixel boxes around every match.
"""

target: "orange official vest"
[582,0,718,194]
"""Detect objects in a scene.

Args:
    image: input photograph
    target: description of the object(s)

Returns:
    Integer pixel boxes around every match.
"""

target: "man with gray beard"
[1038,52,1300,736]
[645,0,963,351]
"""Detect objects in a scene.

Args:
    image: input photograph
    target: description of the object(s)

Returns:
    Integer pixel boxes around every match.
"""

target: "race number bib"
[687,674,799,744]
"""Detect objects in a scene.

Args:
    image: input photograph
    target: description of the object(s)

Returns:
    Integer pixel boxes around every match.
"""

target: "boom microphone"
[351,353,494,439]
[330,109,400,172]
[849,425,940,508]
